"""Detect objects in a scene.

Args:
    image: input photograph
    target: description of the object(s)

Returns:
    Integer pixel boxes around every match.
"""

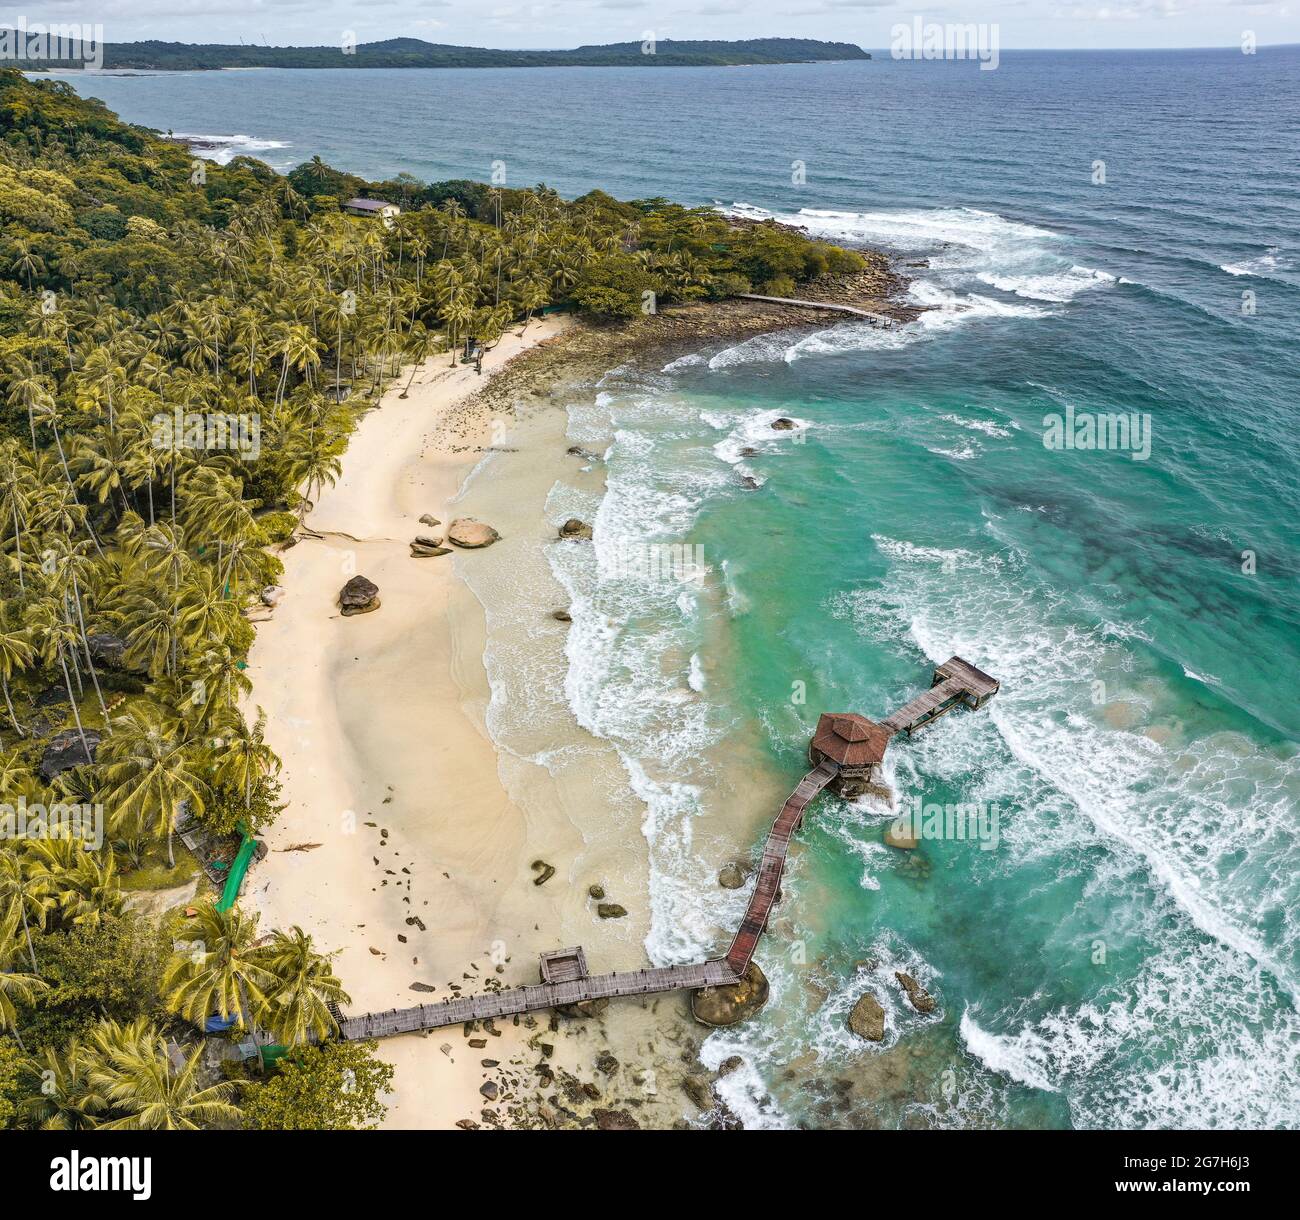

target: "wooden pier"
[336,657,997,1041]
[737,294,895,327]
[880,656,999,736]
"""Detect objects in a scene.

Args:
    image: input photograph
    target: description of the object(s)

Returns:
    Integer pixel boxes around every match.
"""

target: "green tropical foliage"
[0,66,861,1129]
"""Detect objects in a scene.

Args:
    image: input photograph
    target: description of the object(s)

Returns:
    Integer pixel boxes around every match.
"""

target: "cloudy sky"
[6,0,1298,50]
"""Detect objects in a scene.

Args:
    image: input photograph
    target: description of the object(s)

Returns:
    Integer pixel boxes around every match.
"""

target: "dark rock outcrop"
[592,1108,639,1130]
[848,992,886,1041]
[771,417,797,431]
[559,518,593,541]
[339,575,380,616]
[596,903,627,919]
[86,632,143,673]
[691,962,769,1027]
[895,971,936,1014]
[38,729,102,782]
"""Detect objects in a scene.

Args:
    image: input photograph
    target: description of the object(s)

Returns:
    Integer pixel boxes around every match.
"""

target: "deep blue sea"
[62,49,1300,1128]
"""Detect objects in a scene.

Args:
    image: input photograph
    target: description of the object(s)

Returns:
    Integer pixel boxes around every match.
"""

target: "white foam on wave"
[977,265,1116,303]
[545,385,746,966]
[173,131,290,166]
[724,203,1114,307]
[940,413,1015,439]
[707,408,810,464]
[1220,247,1293,279]
[844,530,1300,1127]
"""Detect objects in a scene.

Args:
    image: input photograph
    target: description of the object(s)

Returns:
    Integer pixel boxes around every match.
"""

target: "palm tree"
[85,1016,240,1130]
[96,706,209,867]
[397,322,440,398]
[25,836,125,930]
[24,595,94,757]
[212,707,279,810]
[256,926,350,1045]
[0,851,52,971]
[0,906,48,1048]
[9,237,45,288]
[0,607,35,736]
[21,1039,106,1130]
[162,902,274,1031]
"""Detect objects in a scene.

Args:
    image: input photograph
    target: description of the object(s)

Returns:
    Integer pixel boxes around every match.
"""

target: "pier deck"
[336,657,997,1041]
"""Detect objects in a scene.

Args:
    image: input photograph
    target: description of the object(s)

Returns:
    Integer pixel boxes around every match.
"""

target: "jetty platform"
[337,656,998,1041]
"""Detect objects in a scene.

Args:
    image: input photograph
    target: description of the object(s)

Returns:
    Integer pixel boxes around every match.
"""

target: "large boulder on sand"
[691,962,769,1028]
[558,518,593,541]
[848,992,886,1041]
[447,519,500,549]
[38,729,102,783]
[338,575,380,616]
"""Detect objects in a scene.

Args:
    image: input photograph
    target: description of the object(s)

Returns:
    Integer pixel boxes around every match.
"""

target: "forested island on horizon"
[16,35,872,72]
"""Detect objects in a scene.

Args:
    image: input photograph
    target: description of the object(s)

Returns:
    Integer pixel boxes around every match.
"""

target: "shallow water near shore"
[76,49,1300,1127]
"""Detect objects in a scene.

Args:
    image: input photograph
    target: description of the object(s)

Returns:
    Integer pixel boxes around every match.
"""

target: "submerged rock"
[595,1051,619,1076]
[771,417,797,431]
[895,971,936,1014]
[38,729,102,782]
[848,992,886,1041]
[447,519,500,548]
[552,609,573,622]
[691,962,769,1028]
[339,575,380,616]
[718,1055,745,1077]
[717,862,750,890]
[883,819,919,849]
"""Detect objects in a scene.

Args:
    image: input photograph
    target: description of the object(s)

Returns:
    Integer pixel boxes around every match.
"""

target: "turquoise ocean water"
[64,49,1300,1128]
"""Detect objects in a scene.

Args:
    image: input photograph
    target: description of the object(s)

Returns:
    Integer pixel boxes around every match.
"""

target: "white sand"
[241,319,587,1128]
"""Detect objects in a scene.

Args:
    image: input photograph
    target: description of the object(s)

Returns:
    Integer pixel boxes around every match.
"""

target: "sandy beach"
[239,276,914,1129]
[241,318,602,1128]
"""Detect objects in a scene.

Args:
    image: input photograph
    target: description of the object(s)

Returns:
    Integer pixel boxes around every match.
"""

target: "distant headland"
[24,35,872,72]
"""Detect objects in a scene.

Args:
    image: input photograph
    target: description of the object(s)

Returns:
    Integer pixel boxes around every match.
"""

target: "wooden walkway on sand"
[337,765,841,1041]
[335,658,998,1042]
[737,294,894,326]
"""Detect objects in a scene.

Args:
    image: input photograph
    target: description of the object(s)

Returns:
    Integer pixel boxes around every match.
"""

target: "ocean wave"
[722,202,1113,309]
[1220,246,1293,279]
[708,408,810,464]
[940,413,1015,438]
[172,131,290,166]
[976,264,1116,303]
[843,529,1300,1125]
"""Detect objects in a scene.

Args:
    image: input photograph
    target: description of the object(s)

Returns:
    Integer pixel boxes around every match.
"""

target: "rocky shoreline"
[469,247,915,424]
